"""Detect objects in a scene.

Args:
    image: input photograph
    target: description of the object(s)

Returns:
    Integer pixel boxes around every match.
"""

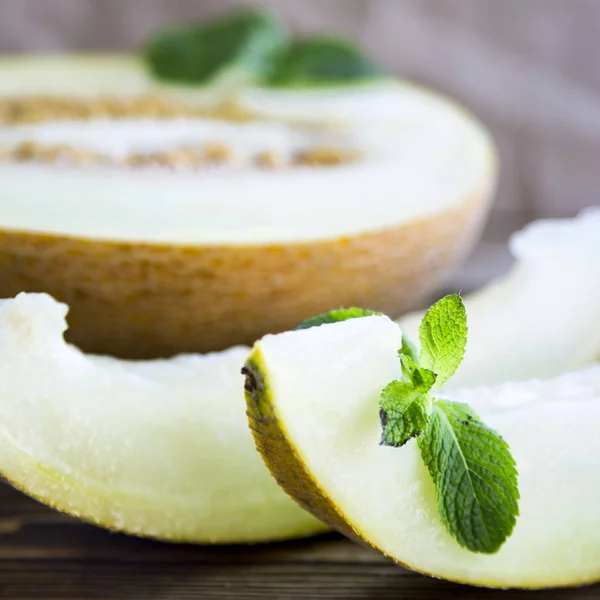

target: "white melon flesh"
[0,56,494,245]
[0,55,496,357]
[399,208,600,387]
[250,316,600,588]
[0,292,324,543]
[0,55,219,104]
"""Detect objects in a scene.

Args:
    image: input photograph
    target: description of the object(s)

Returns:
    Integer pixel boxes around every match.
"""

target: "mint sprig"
[380,293,519,554]
[268,35,388,88]
[296,308,381,331]
[144,7,288,85]
[399,354,437,391]
[143,9,388,88]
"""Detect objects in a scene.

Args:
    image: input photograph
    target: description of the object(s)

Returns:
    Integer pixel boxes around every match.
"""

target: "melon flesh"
[0,55,218,103]
[0,55,495,357]
[248,315,600,588]
[0,210,597,544]
[399,208,600,387]
[0,292,325,543]
[0,55,494,245]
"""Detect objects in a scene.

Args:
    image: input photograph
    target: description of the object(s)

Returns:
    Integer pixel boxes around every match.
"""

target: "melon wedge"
[399,208,600,387]
[0,54,495,358]
[245,315,600,588]
[0,211,596,546]
[0,292,325,543]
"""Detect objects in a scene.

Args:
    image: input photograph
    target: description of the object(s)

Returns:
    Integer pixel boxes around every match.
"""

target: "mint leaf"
[399,334,419,363]
[380,335,435,447]
[399,354,437,391]
[268,35,388,88]
[380,294,519,553]
[296,308,381,331]
[380,381,432,447]
[418,400,519,554]
[144,7,288,85]
[419,294,467,388]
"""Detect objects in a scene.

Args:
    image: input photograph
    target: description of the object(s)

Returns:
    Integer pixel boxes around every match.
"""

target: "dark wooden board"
[1,482,599,600]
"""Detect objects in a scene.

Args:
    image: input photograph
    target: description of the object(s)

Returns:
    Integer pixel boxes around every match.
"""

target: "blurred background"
[1,0,599,285]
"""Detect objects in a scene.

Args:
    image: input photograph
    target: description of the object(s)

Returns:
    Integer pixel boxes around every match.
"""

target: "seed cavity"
[0,95,363,172]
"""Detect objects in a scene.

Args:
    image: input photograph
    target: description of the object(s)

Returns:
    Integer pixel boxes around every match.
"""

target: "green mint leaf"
[268,35,388,88]
[380,381,432,447]
[296,308,382,331]
[399,334,419,363]
[419,293,467,388]
[418,400,519,554]
[399,354,437,391]
[144,7,288,85]
[382,295,519,554]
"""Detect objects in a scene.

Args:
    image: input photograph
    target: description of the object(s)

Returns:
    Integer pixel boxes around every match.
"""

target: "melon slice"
[0,292,325,543]
[245,315,600,588]
[399,208,600,387]
[0,211,596,546]
[0,55,495,358]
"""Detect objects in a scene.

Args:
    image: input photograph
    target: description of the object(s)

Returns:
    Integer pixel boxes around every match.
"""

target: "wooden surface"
[1,480,599,600]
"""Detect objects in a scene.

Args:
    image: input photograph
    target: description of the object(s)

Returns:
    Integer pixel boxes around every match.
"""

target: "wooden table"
[1,483,599,599]
[2,214,598,599]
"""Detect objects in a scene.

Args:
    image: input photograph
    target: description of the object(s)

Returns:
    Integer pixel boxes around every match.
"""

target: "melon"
[0,55,495,358]
[245,314,600,588]
[0,292,325,543]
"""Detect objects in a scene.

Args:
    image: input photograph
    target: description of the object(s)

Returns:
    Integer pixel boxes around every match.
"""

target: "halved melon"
[0,291,325,543]
[245,315,600,588]
[0,55,495,358]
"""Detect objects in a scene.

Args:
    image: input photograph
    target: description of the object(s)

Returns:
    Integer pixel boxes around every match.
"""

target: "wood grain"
[1,482,599,599]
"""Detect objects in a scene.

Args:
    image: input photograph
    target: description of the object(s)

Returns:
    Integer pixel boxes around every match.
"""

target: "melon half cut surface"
[0,55,495,357]
[245,313,600,589]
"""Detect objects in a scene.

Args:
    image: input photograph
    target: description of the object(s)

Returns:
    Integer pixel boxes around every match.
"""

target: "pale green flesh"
[256,316,600,588]
[0,293,324,543]
[0,55,495,245]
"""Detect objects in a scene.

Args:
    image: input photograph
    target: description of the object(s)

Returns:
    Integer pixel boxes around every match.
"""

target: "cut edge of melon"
[0,292,327,544]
